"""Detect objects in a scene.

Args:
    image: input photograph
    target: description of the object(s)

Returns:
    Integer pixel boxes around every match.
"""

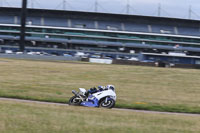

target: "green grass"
[0,100,200,133]
[0,58,200,113]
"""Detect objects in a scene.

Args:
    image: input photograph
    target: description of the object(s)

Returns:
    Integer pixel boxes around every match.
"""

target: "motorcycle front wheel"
[99,98,115,109]
[69,96,82,106]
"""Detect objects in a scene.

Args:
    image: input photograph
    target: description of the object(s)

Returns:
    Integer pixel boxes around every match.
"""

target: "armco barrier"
[4,54,199,69]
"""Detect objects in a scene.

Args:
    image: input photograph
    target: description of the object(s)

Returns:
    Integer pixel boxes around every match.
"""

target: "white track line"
[0,97,199,116]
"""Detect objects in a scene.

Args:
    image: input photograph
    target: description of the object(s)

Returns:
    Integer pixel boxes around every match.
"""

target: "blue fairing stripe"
[80,97,99,107]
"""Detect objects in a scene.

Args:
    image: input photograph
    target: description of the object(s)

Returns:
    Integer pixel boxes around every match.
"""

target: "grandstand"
[1,7,200,64]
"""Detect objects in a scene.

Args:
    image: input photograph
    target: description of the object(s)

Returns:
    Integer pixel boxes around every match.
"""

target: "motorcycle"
[69,86,116,108]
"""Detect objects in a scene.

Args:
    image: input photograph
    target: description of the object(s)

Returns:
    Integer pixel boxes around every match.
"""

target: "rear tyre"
[99,98,115,109]
[69,96,82,106]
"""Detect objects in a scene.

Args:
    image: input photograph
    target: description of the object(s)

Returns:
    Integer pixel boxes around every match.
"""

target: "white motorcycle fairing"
[80,89,116,107]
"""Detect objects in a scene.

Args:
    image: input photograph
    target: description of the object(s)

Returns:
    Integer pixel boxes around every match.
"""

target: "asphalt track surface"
[1,97,200,117]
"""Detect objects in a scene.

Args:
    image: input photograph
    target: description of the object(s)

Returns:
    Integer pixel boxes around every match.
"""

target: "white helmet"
[106,85,115,91]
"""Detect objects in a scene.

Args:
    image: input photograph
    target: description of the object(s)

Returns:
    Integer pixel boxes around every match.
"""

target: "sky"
[1,0,200,20]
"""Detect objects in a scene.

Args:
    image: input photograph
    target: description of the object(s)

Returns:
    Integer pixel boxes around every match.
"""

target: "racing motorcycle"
[69,85,116,108]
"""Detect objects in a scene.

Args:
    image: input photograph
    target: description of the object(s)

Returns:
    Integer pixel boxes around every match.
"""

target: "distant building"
[1,7,200,64]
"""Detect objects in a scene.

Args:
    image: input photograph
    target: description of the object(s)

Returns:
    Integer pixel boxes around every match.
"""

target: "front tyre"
[69,96,82,106]
[99,98,115,109]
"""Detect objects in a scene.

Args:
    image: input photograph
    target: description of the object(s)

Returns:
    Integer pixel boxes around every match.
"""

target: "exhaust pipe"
[72,90,84,101]
[72,90,79,96]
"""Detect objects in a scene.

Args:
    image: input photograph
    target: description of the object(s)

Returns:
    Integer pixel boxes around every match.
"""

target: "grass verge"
[0,100,200,133]
[0,58,200,114]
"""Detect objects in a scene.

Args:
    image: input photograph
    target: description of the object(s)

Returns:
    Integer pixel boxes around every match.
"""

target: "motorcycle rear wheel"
[69,96,82,106]
[99,98,115,109]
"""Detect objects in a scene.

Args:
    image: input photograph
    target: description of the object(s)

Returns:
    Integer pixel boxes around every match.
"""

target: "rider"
[86,85,115,96]
[86,86,103,96]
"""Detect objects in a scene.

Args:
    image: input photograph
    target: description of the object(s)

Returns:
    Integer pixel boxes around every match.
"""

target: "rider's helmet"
[105,85,115,91]
[98,86,104,91]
